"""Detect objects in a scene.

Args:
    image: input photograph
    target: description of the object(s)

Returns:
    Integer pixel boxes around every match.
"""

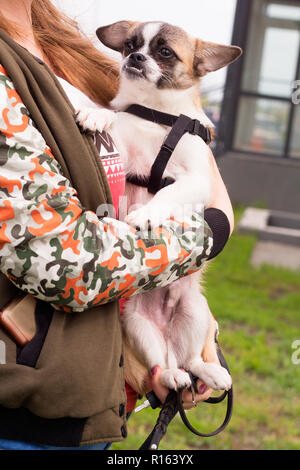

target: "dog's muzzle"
[128,52,146,70]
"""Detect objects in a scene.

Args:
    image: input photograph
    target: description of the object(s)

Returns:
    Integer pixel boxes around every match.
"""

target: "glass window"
[242,1,300,97]
[267,3,300,21]
[234,97,290,155]
[258,27,299,97]
[233,0,300,158]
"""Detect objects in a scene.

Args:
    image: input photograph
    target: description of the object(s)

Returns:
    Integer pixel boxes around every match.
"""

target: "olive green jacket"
[0,29,127,446]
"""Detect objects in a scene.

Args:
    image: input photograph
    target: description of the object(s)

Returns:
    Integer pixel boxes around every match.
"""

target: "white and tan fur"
[77,21,242,394]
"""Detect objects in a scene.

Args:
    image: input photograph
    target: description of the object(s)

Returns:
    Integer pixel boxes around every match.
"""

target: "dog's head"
[97,21,242,90]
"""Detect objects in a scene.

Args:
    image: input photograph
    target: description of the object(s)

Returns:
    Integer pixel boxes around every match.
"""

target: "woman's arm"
[0,66,213,312]
[208,149,234,235]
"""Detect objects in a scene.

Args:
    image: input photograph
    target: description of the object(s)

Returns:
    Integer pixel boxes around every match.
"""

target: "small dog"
[77,21,241,394]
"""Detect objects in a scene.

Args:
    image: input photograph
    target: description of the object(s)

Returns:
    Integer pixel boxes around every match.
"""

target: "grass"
[112,208,300,450]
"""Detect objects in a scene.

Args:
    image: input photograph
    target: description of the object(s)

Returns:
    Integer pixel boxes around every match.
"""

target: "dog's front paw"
[160,368,192,391]
[76,107,116,133]
[125,204,176,230]
[125,207,153,231]
[197,363,232,391]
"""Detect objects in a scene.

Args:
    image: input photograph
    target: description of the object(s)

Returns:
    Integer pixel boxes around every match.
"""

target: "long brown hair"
[0,0,119,106]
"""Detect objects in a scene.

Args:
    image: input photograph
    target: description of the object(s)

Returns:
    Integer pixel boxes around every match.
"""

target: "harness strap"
[125,104,178,127]
[126,174,175,192]
[125,104,212,143]
[124,104,211,195]
[148,114,193,194]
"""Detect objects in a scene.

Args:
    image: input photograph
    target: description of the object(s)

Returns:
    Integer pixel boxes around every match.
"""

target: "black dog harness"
[124,104,212,195]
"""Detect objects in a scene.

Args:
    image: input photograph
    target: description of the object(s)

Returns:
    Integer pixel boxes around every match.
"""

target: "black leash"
[124,104,211,195]
[139,339,233,450]
[139,389,178,451]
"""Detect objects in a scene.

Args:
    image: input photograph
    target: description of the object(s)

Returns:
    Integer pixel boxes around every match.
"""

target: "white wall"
[52,0,237,93]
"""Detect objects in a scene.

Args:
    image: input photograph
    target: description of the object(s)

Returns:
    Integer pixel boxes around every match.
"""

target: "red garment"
[96,131,125,219]
[125,382,139,413]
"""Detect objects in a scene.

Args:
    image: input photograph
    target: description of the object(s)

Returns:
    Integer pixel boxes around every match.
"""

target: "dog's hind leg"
[160,342,192,391]
[187,356,232,391]
[168,277,231,391]
[122,296,167,371]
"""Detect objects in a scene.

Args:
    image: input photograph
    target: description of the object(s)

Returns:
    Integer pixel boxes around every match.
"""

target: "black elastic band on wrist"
[204,208,230,260]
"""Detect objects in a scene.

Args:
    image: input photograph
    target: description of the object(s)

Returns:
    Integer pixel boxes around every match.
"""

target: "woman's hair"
[0,0,119,106]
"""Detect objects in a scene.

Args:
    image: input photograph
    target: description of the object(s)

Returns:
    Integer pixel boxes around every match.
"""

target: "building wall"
[219,152,300,213]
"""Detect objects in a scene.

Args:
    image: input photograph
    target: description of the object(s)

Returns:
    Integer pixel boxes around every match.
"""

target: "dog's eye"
[159,47,173,58]
[125,41,135,51]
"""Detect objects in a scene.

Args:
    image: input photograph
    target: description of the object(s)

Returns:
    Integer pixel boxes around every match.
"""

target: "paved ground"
[251,240,300,271]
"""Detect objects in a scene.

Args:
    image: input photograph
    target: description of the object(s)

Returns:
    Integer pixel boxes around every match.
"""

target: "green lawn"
[112,209,300,450]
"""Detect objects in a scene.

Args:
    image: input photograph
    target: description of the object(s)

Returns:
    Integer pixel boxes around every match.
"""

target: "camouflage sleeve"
[0,66,213,312]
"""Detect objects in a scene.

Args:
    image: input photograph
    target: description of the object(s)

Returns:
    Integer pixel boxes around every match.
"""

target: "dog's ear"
[96,21,136,52]
[194,39,242,76]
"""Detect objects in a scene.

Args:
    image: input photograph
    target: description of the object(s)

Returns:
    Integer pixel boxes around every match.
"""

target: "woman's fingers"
[146,368,217,410]
[181,379,213,409]
[145,366,170,404]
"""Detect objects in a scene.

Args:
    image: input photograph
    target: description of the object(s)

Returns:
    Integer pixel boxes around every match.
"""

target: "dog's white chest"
[111,112,210,181]
[111,113,169,177]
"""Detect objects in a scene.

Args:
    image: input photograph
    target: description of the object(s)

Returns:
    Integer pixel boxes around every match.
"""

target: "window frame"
[217,0,300,160]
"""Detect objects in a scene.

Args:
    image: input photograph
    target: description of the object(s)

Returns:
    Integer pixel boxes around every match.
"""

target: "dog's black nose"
[129,52,146,64]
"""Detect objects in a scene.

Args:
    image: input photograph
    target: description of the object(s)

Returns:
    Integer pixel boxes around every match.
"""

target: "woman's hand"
[145,366,213,409]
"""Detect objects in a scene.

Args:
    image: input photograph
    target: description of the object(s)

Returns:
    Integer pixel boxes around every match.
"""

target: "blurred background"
[52,0,300,450]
